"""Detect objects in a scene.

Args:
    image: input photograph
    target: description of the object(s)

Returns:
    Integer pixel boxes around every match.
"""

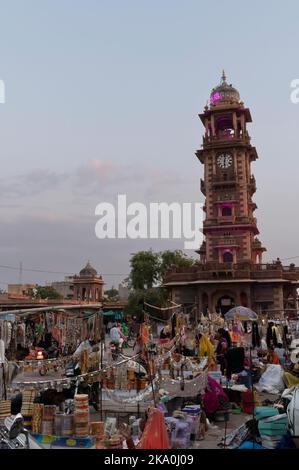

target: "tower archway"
[216,294,235,316]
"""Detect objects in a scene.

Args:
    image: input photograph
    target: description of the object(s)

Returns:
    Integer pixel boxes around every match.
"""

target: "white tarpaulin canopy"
[225,306,258,321]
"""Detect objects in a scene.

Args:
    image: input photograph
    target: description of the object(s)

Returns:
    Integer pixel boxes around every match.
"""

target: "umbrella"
[225,306,258,321]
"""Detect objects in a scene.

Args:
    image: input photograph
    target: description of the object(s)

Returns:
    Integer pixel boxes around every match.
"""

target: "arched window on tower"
[223,251,233,263]
[222,206,232,217]
[216,115,235,139]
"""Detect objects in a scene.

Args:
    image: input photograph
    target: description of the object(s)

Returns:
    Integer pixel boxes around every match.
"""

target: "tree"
[159,250,196,280]
[104,287,119,301]
[27,285,62,300]
[124,287,168,318]
[129,250,160,290]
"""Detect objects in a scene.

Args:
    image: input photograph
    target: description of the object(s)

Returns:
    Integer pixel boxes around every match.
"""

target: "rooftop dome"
[210,71,240,107]
[79,261,98,277]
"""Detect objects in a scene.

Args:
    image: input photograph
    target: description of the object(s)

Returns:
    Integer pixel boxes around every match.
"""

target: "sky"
[0,0,299,289]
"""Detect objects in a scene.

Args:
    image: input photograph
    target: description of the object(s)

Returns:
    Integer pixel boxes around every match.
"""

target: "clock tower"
[164,73,299,317]
[196,71,266,265]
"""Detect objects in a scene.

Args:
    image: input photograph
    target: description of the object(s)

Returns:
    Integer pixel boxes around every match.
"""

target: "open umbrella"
[225,306,258,321]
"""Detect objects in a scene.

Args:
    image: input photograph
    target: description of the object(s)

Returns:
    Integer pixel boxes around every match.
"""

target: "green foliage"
[129,249,195,289]
[124,287,168,318]
[104,287,119,301]
[129,250,161,290]
[27,285,62,300]
[125,250,195,318]
[159,250,196,280]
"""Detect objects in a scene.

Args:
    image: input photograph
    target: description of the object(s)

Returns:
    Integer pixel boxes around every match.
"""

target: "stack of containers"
[258,413,288,449]
[32,403,44,433]
[182,405,201,440]
[61,414,74,437]
[41,405,56,435]
[21,389,36,431]
[90,421,105,448]
[74,394,90,437]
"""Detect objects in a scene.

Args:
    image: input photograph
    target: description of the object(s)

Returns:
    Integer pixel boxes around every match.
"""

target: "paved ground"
[193,412,249,449]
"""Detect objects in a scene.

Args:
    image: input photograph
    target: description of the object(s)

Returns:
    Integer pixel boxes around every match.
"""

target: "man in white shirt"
[110,324,125,347]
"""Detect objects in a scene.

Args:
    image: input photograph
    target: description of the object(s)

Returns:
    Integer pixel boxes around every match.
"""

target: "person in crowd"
[121,322,129,348]
[182,328,196,356]
[119,407,170,449]
[110,322,126,347]
[267,346,280,365]
[203,375,230,422]
[274,343,286,366]
[215,328,231,373]
[106,320,113,334]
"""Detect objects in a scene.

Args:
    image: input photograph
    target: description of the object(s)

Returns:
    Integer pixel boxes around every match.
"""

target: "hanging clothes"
[252,322,260,348]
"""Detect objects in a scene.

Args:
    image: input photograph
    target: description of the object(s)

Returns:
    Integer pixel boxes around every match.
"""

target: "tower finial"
[221,70,226,83]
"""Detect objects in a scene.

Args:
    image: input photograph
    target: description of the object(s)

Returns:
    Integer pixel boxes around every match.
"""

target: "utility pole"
[18,261,23,285]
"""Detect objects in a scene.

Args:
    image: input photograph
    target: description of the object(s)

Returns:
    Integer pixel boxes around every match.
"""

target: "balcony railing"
[164,261,299,284]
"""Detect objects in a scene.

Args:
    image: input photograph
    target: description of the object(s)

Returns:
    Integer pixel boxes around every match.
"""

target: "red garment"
[138,408,170,449]
[203,376,228,415]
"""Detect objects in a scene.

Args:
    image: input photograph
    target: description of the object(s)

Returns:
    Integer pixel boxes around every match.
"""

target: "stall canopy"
[225,306,258,321]
[102,310,124,320]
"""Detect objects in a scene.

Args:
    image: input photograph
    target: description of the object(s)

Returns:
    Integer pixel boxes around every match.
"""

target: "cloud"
[0,169,68,199]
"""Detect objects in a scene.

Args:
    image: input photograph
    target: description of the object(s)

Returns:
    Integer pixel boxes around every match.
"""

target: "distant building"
[51,276,74,299]
[7,284,36,297]
[118,280,130,301]
[73,261,104,303]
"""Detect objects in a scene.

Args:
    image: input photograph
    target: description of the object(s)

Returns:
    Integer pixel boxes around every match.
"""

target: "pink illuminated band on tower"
[210,91,221,104]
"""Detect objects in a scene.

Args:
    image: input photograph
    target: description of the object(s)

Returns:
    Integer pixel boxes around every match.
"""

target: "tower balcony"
[202,131,250,148]
[163,261,299,285]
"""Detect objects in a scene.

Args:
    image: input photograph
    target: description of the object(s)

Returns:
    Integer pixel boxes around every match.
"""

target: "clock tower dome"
[196,71,266,265]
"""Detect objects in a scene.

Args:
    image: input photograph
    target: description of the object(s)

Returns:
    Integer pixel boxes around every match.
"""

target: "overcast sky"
[0,0,299,289]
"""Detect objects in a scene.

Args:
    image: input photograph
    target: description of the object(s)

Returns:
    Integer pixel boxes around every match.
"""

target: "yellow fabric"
[199,335,215,359]
[284,372,299,388]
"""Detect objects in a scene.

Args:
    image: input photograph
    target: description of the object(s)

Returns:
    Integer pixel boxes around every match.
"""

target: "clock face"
[217,153,233,169]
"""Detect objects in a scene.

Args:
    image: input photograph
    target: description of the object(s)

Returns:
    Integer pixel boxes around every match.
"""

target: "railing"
[164,261,299,284]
